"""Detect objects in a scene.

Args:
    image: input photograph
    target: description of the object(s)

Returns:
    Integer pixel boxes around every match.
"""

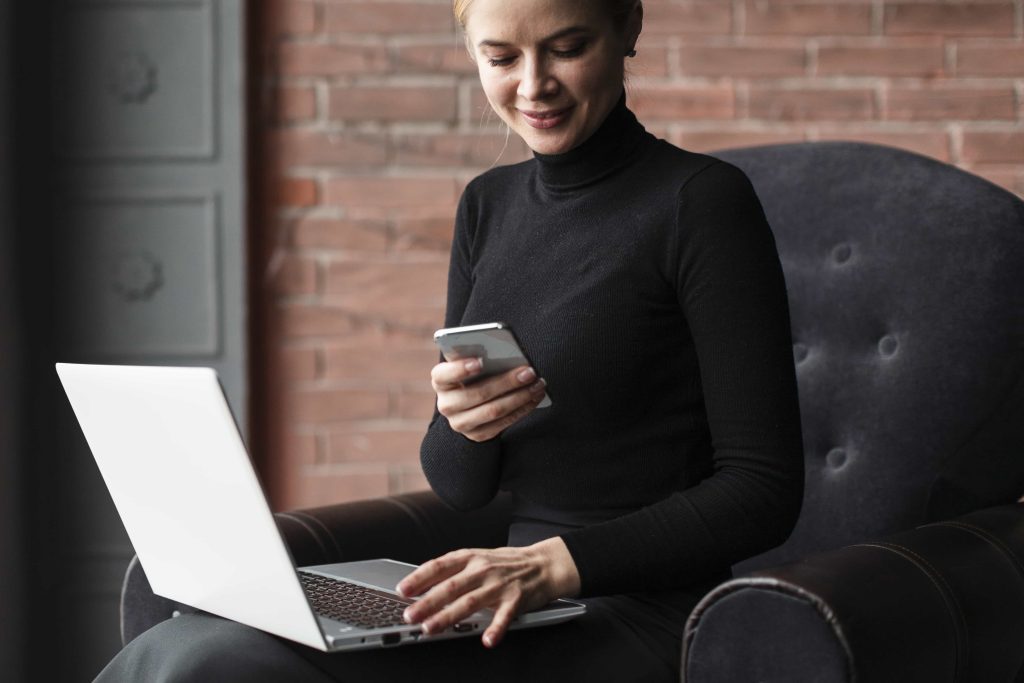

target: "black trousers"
[94,571,729,683]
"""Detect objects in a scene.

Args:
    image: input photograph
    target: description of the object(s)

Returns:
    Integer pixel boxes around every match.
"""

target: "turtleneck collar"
[532,91,648,193]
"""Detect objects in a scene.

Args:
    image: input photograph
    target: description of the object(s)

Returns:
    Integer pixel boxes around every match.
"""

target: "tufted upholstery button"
[832,243,853,265]
[793,343,809,364]
[878,335,899,358]
[826,448,847,469]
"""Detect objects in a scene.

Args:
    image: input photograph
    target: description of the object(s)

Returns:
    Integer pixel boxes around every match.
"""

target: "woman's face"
[464,0,636,155]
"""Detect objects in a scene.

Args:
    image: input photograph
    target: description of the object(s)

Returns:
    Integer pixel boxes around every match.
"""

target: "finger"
[447,378,545,433]
[402,564,489,625]
[421,583,501,636]
[482,600,518,648]
[397,551,470,599]
[455,381,547,442]
[431,358,483,390]
[438,365,538,415]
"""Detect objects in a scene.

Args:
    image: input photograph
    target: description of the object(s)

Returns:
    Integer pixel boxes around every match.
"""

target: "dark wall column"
[0,0,26,677]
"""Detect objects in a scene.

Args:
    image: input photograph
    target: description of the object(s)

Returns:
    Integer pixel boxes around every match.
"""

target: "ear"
[625,1,643,53]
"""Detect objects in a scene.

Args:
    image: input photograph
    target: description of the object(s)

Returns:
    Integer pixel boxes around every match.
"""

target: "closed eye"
[551,42,587,58]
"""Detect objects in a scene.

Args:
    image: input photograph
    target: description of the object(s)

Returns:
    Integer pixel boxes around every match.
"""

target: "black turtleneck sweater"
[420,95,804,598]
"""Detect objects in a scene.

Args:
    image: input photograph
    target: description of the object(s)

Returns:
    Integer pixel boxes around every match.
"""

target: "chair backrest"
[714,142,1024,573]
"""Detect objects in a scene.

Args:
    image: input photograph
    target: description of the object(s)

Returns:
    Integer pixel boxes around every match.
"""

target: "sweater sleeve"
[419,188,504,511]
[559,160,805,596]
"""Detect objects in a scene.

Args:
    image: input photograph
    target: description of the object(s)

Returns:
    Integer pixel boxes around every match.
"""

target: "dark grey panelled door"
[50,0,246,677]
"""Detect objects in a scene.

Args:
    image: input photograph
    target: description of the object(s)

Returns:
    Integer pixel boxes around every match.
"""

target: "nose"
[517,54,557,101]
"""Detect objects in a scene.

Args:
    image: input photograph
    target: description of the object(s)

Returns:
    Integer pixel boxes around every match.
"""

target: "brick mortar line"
[667,35,681,80]
[285,121,510,135]
[313,257,326,296]
[314,433,326,466]
[637,76,1022,87]
[281,312,441,336]
[311,31,462,42]
[281,333,436,346]
[312,1,323,36]
[810,37,944,48]
[302,463,397,476]
[353,164,520,176]
[677,36,812,48]
[387,468,402,494]
[299,248,453,259]
[288,375,433,389]
[314,80,328,125]
[315,166,464,178]
[274,35,386,46]
[950,124,964,167]
[807,40,819,78]
[274,75,461,88]
[295,420,436,434]
[736,80,751,119]
[319,74,462,87]
[673,120,963,130]
[300,253,451,265]
[303,430,436,440]
[383,34,469,48]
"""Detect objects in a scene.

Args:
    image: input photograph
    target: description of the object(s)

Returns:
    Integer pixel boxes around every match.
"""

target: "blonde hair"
[453,0,641,31]
[453,0,472,27]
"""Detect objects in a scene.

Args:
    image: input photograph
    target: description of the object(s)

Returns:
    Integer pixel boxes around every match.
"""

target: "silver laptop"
[55,363,585,652]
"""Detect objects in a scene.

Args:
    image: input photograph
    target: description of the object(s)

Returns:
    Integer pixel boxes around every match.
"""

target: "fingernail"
[403,608,414,623]
[483,634,494,648]
[421,621,433,635]
[516,367,536,383]
[465,358,482,373]
[530,379,546,394]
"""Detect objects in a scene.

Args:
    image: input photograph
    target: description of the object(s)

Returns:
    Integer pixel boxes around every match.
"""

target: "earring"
[626,48,637,58]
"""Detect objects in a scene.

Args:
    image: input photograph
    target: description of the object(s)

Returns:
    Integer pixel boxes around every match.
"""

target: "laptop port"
[452,623,474,633]
[381,633,401,646]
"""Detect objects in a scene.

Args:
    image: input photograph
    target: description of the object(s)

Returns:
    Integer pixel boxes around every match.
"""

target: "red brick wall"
[251,0,1024,511]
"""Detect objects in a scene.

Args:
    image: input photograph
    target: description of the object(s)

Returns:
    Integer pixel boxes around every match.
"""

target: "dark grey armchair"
[121,142,1024,682]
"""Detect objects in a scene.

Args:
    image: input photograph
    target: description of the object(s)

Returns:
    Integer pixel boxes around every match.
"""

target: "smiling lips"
[519,106,573,129]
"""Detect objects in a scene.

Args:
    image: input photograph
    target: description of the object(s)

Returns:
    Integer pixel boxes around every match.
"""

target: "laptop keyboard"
[299,571,413,630]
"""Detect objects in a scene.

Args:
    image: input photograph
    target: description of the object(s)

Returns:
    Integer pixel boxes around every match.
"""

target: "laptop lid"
[55,363,328,651]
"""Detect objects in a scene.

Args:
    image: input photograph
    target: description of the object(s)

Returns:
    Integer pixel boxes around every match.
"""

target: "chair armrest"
[120,490,513,645]
[276,489,513,566]
[681,503,1024,683]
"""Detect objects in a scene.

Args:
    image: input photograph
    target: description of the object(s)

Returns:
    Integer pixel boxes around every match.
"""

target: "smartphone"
[433,322,551,408]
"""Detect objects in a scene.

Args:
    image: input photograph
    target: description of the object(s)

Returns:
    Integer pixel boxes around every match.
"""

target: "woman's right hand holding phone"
[431,359,547,442]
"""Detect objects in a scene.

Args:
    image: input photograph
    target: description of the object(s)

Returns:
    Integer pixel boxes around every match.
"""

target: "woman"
[95,0,803,680]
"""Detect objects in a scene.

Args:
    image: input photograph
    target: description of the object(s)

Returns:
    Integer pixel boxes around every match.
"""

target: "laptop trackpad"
[302,559,417,594]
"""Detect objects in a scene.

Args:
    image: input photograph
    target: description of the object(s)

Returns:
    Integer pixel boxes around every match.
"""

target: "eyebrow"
[477,25,590,49]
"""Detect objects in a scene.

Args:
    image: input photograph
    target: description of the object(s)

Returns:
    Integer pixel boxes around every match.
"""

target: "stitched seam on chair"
[119,554,139,646]
[681,577,856,683]
[855,542,968,683]
[933,516,1024,679]
[278,511,339,562]
[930,520,1024,581]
